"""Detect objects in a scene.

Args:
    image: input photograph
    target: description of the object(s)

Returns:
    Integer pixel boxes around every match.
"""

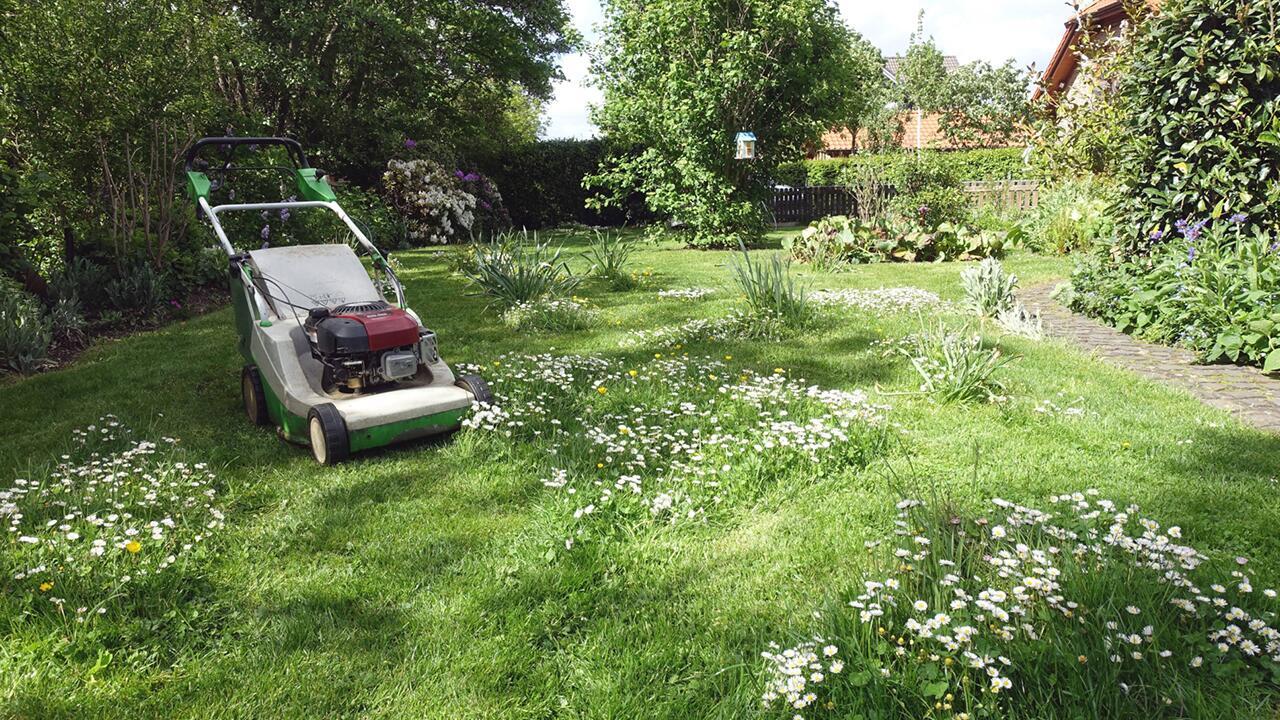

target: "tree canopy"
[588,0,871,246]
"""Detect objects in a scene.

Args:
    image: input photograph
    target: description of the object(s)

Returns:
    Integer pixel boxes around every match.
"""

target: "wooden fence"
[769,179,1040,225]
[963,180,1040,211]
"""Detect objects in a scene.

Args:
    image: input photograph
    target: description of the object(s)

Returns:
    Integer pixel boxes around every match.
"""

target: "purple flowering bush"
[1069,216,1280,372]
[453,169,511,235]
[382,159,477,245]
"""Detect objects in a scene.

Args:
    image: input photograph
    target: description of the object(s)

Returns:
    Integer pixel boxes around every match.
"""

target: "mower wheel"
[241,366,269,426]
[308,403,349,465]
[455,374,494,404]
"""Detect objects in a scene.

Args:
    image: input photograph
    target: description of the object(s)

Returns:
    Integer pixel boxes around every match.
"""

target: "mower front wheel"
[241,366,269,426]
[308,403,349,465]
[455,374,494,404]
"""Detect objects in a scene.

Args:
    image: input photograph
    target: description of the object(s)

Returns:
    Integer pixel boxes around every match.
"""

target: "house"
[812,54,1017,157]
[1036,0,1160,102]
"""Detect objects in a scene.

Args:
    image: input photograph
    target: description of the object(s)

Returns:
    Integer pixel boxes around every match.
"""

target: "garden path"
[1020,283,1280,433]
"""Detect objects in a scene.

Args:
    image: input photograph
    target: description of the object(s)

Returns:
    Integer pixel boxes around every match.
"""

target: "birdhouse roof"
[735,132,756,142]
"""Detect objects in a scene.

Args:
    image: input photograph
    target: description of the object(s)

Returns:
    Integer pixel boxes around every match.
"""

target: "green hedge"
[776,148,1031,187]
[472,139,650,230]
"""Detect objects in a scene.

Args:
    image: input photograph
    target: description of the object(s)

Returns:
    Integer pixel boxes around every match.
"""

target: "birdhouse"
[734,132,757,160]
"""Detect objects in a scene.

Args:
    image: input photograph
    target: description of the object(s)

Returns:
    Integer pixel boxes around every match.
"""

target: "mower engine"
[304,301,439,393]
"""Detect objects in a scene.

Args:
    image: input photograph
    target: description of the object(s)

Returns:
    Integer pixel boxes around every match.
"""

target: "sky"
[540,0,1074,139]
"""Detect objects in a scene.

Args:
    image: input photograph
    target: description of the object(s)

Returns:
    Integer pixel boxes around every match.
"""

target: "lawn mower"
[184,136,490,464]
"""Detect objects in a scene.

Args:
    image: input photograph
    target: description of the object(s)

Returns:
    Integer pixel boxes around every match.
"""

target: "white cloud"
[541,0,1072,140]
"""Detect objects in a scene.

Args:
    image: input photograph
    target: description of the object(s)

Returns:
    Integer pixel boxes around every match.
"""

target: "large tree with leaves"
[588,0,870,247]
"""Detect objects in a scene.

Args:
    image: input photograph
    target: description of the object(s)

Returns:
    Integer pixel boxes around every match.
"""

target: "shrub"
[761,490,1280,719]
[454,168,511,234]
[462,232,581,308]
[1022,177,1117,254]
[104,261,167,317]
[1070,217,1280,371]
[382,158,476,245]
[887,321,1013,403]
[1113,0,1280,246]
[888,154,968,230]
[728,248,812,325]
[584,231,638,289]
[960,257,1018,318]
[0,285,51,374]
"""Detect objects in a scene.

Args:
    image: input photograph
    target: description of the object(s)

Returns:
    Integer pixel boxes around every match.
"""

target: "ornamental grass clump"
[462,231,581,308]
[729,248,812,326]
[761,490,1280,719]
[960,257,1018,318]
[458,354,891,548]
[585,230,638,290]
[1,416,225,623]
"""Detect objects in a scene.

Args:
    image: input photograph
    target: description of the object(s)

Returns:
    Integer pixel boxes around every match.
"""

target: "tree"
[840,32,891,154]
[896,13,951,113]
[588,0,870,247]
[940,60,1031,150]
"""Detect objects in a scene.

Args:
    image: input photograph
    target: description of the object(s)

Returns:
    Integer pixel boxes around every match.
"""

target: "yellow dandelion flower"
[654,353,663,359]
[597,463,604,469]
[724,354,732,360]
[597,386,608,395]
[773,367,784,374]
[1078,655,1088,664]
[125,540,141,554]
[39,582,53,592]
[628,370,638,377]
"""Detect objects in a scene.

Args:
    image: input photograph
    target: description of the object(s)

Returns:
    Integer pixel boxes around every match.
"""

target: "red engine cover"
[333,307,421,352]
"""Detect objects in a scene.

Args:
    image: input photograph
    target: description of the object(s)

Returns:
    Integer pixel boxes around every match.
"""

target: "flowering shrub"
[1,417,224,622]
[761,490,1280,718]
[657,287,716,300]
[453,168,510,234]
[382,159,476,245]
[500,297,599,333]
[458,354,891,548]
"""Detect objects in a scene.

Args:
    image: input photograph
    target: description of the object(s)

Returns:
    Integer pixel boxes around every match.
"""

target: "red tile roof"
[815,111,1018,157]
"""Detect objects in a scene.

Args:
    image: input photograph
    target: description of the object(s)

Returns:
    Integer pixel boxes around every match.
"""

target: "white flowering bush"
[810,287,952,315]
[458,354,891,547]
[761,491,1280,719]
[500,297,599,333]
[382,159,476,245]
[1,416,224,623]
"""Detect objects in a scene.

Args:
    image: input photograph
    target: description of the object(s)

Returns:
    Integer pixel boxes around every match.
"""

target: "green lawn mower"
[185,136,490,464]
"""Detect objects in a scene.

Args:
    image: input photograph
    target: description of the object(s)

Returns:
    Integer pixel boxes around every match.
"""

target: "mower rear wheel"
[241,366,269,426]
[308,403,349,465]
[455,374,493,404]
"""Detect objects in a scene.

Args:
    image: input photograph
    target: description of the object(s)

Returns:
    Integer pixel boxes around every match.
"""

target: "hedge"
[472,139,650,230]
[775,148,1032,187]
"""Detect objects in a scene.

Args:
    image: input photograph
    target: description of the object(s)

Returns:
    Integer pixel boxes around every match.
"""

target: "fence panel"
[963,180,1040,210]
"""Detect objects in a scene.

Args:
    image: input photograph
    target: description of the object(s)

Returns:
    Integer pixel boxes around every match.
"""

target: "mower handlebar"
[184,137,309,172]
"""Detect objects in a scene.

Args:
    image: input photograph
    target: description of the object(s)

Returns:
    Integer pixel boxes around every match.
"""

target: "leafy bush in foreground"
[0,286,51,374]
[884,322,1013,404]
[762,490,1280,718]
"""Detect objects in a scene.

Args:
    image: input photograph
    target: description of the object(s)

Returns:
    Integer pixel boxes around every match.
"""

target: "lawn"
[2,232,1279,718]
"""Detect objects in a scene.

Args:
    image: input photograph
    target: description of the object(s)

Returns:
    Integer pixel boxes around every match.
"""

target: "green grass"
[2,230,1279,718]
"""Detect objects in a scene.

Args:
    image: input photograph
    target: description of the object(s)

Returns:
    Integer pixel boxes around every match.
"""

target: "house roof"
[1036,0,1160,100]
[883,55,960,84]
[817,110,1018,155]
